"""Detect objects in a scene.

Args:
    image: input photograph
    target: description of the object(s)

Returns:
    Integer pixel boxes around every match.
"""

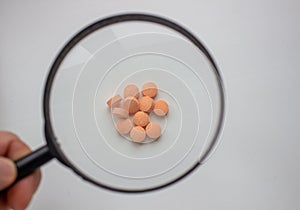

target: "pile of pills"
[106,82,169,143]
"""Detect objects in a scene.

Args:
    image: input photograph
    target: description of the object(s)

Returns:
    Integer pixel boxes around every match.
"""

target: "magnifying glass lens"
[45,15,225,192]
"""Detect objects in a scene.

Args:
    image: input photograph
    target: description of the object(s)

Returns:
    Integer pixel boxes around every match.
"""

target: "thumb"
[0,157,17,190]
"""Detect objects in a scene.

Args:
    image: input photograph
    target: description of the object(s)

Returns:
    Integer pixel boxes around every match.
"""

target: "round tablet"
[124,84,140,98]
[142,82,158,98]
[123,96,139,114]
[139,96,154,112]
[130,126,146,143]
[153,100,169,116]
[146,122,161,139]
[112,108,129,118]
[133,111,150,127]
[106,94,122,107]
[116,119,133,134]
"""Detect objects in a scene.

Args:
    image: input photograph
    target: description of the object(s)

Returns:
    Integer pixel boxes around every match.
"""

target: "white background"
[1,0,300,209]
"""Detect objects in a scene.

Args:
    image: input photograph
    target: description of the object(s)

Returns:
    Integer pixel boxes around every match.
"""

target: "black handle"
[15,145,53,181]
[1,145,53,192]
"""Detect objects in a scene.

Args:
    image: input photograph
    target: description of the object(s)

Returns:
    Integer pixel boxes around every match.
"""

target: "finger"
[0,131,31,160]
[6,170,41,210]
[0,157,17,190]
[0,131,28,190]
[0,131,41,209]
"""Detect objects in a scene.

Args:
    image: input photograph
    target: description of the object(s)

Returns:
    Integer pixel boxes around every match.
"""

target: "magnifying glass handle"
[2,145,53,192]
[15,145,53,180]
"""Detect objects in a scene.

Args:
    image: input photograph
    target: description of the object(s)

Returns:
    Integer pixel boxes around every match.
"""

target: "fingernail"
[0,157,17,190]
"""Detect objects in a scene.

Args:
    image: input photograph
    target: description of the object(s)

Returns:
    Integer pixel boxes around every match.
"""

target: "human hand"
[0,131,41,210]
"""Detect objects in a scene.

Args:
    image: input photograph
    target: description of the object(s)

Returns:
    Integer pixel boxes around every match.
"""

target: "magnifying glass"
[5,14,225,193]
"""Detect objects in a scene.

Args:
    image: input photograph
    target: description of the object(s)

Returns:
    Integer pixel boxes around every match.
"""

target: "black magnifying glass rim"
[43,13,225,193]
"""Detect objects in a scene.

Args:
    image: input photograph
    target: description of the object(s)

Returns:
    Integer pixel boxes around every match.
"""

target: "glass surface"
[49,20,224,191]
